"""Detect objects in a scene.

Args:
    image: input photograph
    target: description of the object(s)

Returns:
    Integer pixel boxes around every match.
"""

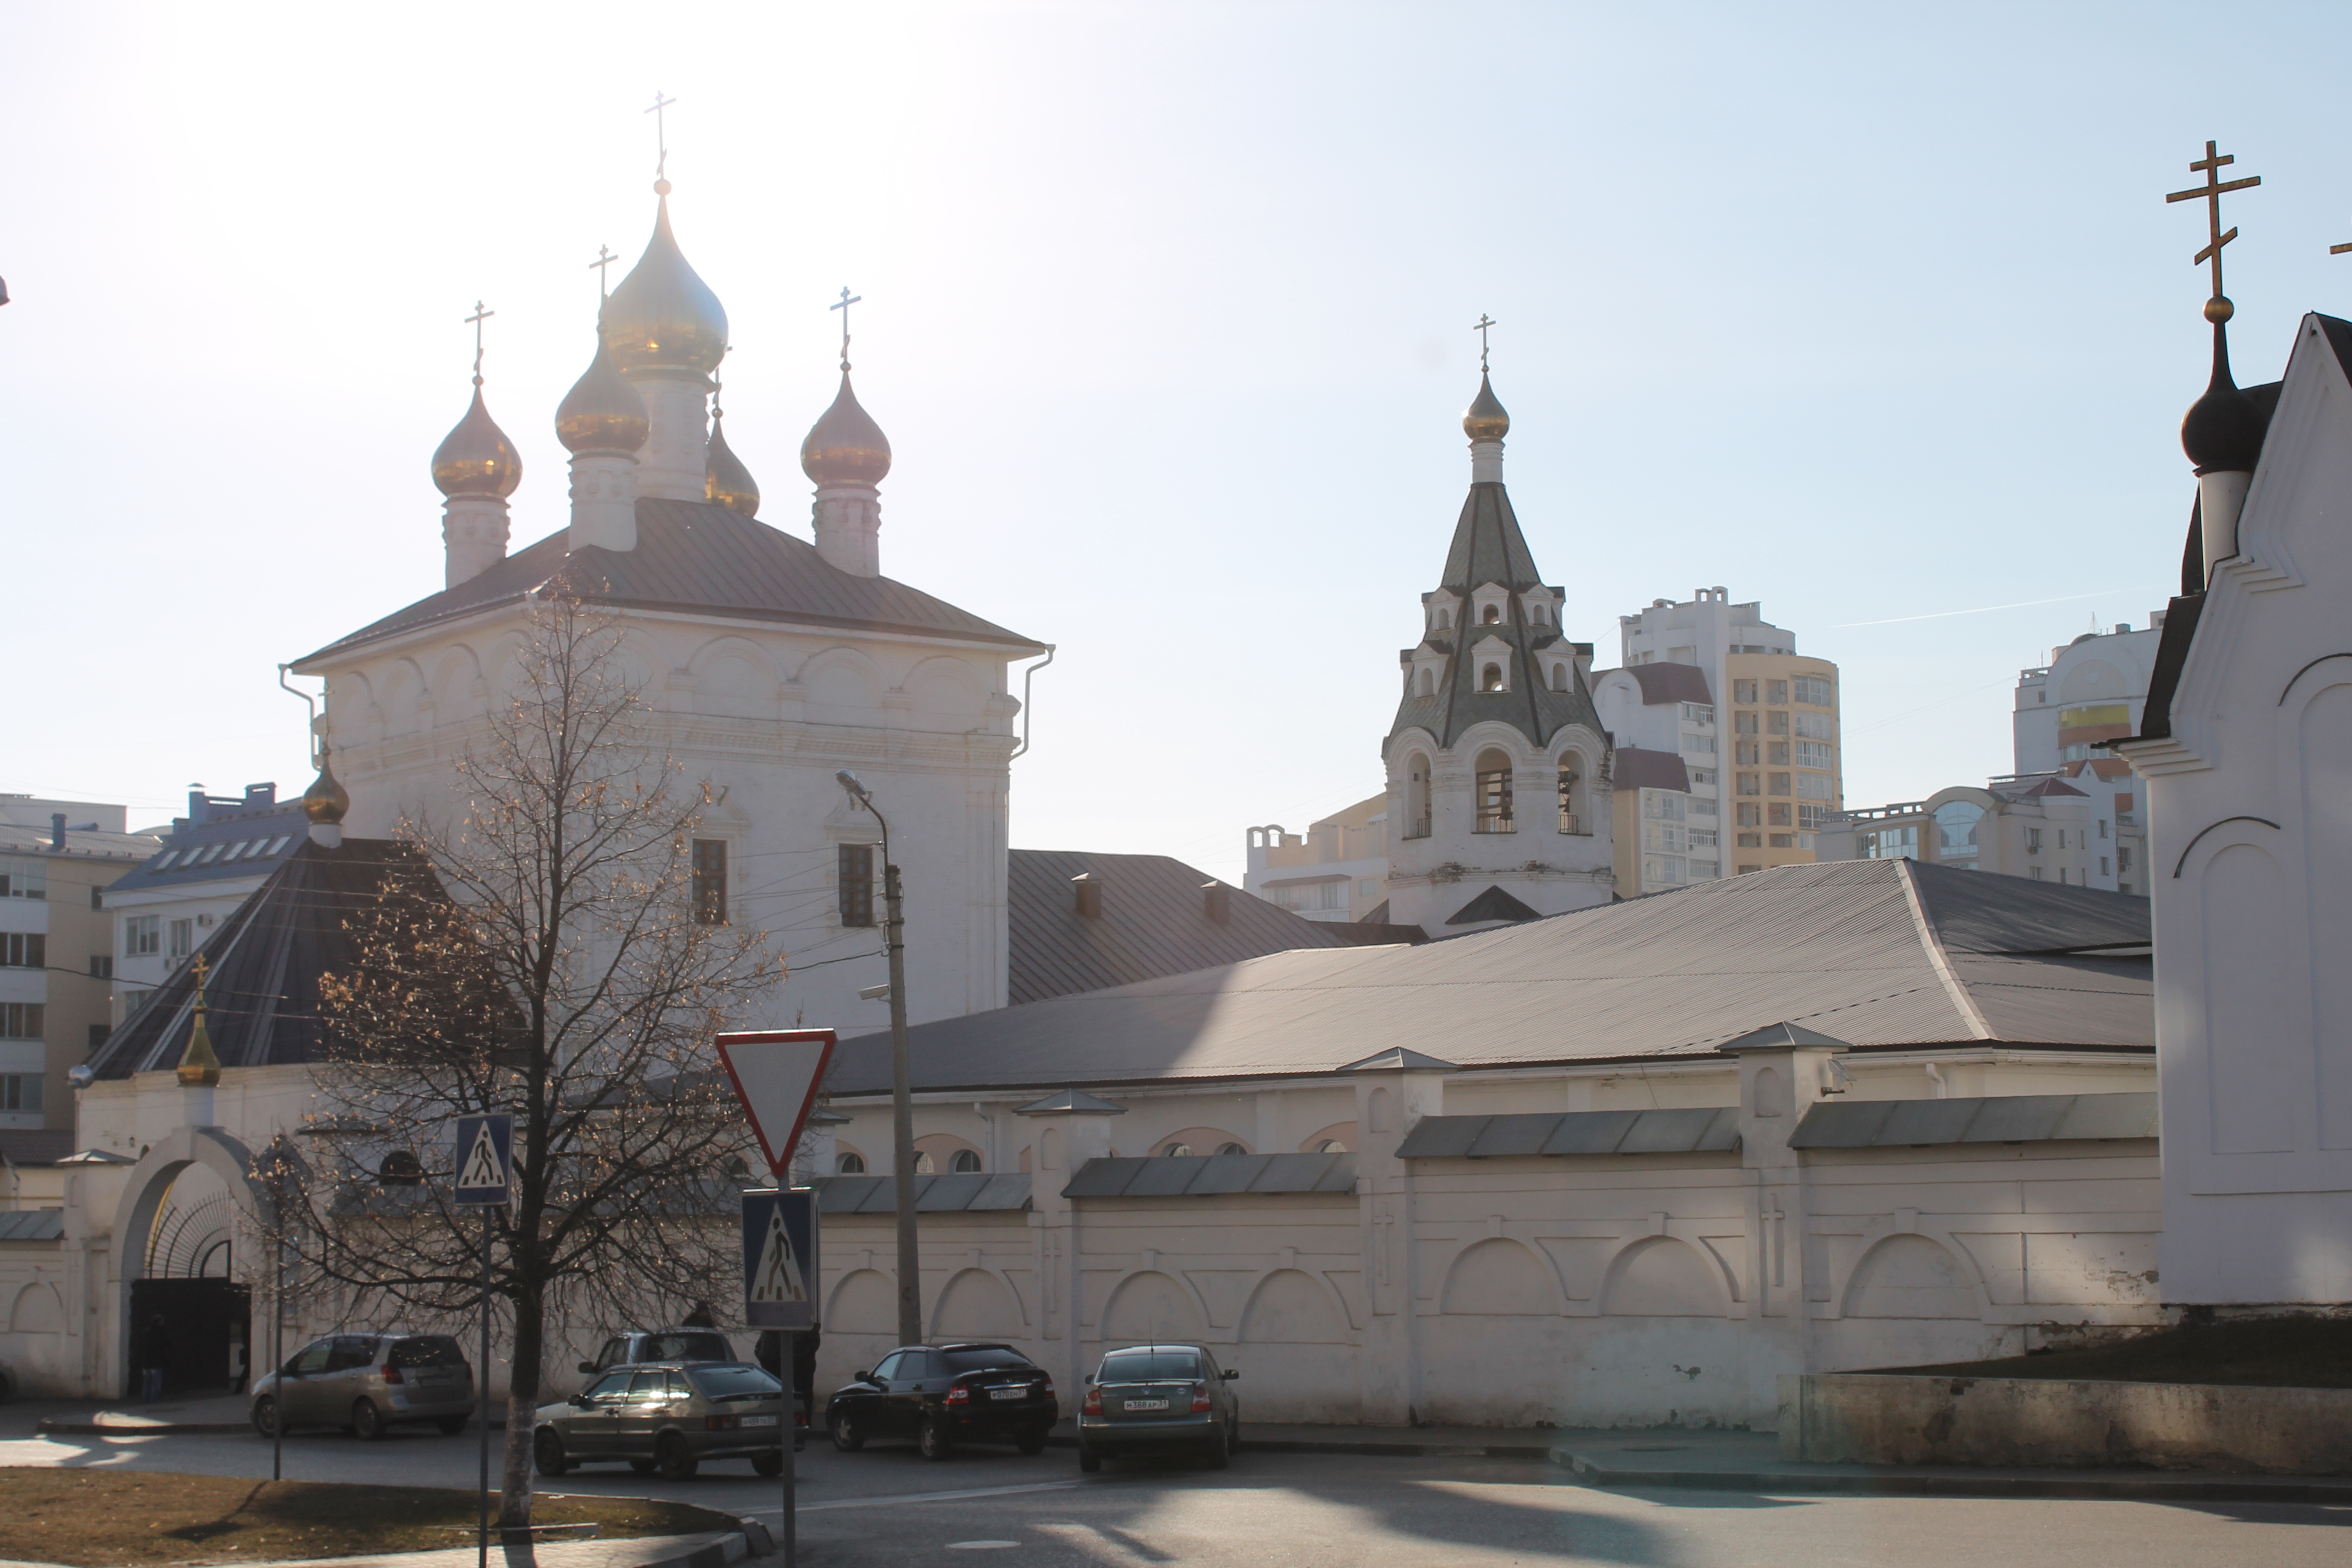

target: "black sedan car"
[825,1342,1057,1459]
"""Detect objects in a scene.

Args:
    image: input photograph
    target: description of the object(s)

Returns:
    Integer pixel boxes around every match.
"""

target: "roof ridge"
[1893,859,1995,1041]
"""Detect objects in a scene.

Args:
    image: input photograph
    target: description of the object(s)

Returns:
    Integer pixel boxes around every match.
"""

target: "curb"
[1039,1430,1549,1461]
[1551,1448,2352,1502]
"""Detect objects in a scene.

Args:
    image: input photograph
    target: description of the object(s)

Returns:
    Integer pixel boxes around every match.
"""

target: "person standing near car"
[137,1314,171,1404]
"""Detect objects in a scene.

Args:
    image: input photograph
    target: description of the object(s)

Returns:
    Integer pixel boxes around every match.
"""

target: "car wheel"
[251,1397,280,1439]
[1016,1429,1048,1456]
[918,1414,954,1462]
[829,1411,864,1453]
[656,1433,699,1481]
[753,1451,784,1477]
[534,1428,571,1478]
[1203,1432,1229,1470]
[1077,1441,1102,1473]
[628,1458,657,1474]
[437,1415,469,1436]
[351,1400,386,1442]
[1228,1420,1241,1456]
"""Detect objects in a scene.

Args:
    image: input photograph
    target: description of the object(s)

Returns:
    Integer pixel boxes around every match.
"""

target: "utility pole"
[838,772,923,1346]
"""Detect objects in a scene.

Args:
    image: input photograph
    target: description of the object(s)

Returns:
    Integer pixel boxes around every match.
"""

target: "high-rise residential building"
[0,799,156,1129]
[1588,665,1719,894]
[1244,796,1391,923]
[1615,590,1842,875]
[2015,618,2166,773]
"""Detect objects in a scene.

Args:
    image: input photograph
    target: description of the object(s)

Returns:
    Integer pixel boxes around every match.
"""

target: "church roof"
[86,839,439,1079]
[1389,482,1606,752]
[823,858,2152,1097]
[296,497,1042,667]
[1008,848,1412,1007]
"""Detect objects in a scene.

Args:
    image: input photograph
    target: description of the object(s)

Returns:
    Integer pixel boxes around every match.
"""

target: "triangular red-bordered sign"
[714,1028,838,1179]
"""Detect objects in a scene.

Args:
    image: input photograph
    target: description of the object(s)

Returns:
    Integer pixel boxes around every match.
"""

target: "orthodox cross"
[831,285,862,371]
[1473,313,1497,371]
[646,91,677,181]
[589,244,617,297]
[2165,140,2261,306]
[464,301,494,386]
[190,952,209,1008]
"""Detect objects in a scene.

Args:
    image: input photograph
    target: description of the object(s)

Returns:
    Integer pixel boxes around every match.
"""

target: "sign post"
[452,1114,513,1568]
[716,1030,834,1568]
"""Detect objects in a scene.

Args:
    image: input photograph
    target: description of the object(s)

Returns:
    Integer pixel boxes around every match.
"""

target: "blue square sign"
[743,1188,817,1330]
[453,1114,514,1206]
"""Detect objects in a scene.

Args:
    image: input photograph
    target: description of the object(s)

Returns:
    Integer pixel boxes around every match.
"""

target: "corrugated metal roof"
[1398,1108,1740,1159]
[300,498,1042,666]
[0,1208,64,1241]
[826,859,2150,1097]
[105,803,309,897]
[1788,1091,2157,1148]
[1009,848,1381,1007]
[1061,1152,1354,1199]
[815,1173,1032,1213]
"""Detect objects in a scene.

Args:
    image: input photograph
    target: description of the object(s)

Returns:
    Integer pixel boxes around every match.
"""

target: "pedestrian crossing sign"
[743,1188,818,1329]
[452,1114,513,1206]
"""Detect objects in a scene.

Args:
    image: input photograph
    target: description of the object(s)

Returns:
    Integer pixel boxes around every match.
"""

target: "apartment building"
[1823,764,2143,894]
[1244,795,1391,922]
[2015,618,2164,774]
[103,784,307,1019]
[1590,665,1719,893]
[0,799,157,1129]
[1618,590,1842,876]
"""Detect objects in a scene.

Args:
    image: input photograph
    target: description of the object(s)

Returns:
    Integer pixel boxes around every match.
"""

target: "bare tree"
[260,594,780,1529]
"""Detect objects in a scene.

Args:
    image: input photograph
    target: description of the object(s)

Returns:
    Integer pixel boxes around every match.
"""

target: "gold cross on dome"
[589,244,617,296]
[464,300,494,384]
[190,952,208,1004]
[2165,140,2261,305]
[1473,313,1496,371]
[646,91,677,180]
[831,286,861,371]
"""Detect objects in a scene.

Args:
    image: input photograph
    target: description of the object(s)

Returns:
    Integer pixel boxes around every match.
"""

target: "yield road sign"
[452,1114,513,1206]
[743,1188,818,1330]
[715,1029,837,1179]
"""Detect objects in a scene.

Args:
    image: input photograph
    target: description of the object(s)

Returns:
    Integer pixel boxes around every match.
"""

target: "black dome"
[2181,323,2266,475]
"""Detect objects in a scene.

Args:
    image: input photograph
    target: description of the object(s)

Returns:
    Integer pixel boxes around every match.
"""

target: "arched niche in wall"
[932,1268,1023,1339]
[1841,1234,1979,1319]
[825,1268,897,1334]
[1239,1269,1348,1345]
[1101,1271,1207,1343]
[1599,1237,1729,1317]
[1438,1238,1560,1316]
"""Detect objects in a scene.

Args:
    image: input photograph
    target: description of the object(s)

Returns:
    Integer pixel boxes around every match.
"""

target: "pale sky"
[7,2,2350,881]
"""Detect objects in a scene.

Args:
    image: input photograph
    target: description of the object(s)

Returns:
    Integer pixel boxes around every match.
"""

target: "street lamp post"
[836,771,922,1348]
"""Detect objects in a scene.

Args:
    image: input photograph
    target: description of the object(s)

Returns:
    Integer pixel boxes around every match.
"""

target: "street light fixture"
[835,771,922,1348]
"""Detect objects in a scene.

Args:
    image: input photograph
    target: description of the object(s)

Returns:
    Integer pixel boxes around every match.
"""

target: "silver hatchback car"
[533,1360,787,1481]
[251,1331,476,1440]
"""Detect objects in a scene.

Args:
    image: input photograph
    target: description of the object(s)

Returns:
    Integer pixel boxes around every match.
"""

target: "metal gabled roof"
[1398,1108,1740,1159]
[1061,1151,1354,1199]
[298,497,1042,667]
[1789,1091,2157,1148]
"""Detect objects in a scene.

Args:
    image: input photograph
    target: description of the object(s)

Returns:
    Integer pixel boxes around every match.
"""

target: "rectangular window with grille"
[168,918,193,959]
[0,933,42,968]
[691,839,728,925]
[1767,741,1790,765]
[1768,772,1790,796]
[1795,739,1833,768]
[125,916,159,956]
[838,844,875,927]
[0,1003,44,1039]
[1734,679,1757,705]
[1767,803,1792,826]
[1736,774,1760,797]
[1767,680,1789,705]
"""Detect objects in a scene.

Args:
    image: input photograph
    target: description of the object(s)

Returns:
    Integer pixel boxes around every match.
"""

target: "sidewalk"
[0,1527,747,1568]
[31,1396,514,1437]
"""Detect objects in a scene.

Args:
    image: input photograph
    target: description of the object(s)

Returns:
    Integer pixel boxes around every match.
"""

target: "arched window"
[378,1150,423,1186]
[1482,604,1502,624]
[1529,603,1547,624]
[1480,663,1504,692]
[950,1148,983,1173]
[1317,1139,1348,1154]
[1406,754,1433,839]
[913,1151,936,1174]
[1417,667,1435,697]
[1161,1142,1193,1157]
[1215,1142,1247,1156]
[1558,756,1586,834]
[1474,749,1515,832]
[1549,662,1566,692]
[837,1151,865,1174]
[1434,608,1451,630]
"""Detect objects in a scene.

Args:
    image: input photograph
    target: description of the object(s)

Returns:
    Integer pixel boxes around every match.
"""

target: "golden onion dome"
[599,197,728,375]
[556,339,651,455]
[1463,371,1510,442]
[431,384,522,499]
[800,371,892,487]
[301,746,349,826]
[705,409,760,516]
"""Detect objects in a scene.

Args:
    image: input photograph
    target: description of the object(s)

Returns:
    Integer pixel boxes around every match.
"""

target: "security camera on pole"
[835,770,922,1349]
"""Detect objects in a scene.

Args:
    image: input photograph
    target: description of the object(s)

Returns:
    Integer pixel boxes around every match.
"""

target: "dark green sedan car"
[1076,1343,1240,1471]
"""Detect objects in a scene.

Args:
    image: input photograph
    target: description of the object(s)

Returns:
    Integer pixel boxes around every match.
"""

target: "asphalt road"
[2,1411,2349,1567]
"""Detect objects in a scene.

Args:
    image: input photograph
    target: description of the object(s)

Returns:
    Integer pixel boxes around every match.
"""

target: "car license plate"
[741,1414,778,1428]
[1124,1398,1169,1411]
[989,1387,1027,1401]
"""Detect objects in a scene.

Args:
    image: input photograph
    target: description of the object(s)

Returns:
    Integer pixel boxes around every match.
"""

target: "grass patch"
[0,1471,741,1567]
[1891,1315,2352,1388]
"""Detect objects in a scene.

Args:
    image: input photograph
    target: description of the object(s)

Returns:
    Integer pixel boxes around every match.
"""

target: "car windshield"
[1098,1351,1202,1382]
[388,1336,466,1369]
[644,1332,732,1362]
[943,1347,1033,1375]
[688,1364,782,1400]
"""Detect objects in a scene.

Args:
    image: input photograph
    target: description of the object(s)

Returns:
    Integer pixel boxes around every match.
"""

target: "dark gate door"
[129,1278,252,1397]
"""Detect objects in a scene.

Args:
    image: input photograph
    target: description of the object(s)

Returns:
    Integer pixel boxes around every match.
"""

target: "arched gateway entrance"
[112,1128,268,1400]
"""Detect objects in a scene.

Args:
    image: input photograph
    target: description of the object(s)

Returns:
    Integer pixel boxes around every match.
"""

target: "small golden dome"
[431,385,522,499]
[600,197,728,376]
[1463,372,1510,442]
[556,339,651,455]
[800,371,892,487]
[705,409,760,516]
[302,747,349,826]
